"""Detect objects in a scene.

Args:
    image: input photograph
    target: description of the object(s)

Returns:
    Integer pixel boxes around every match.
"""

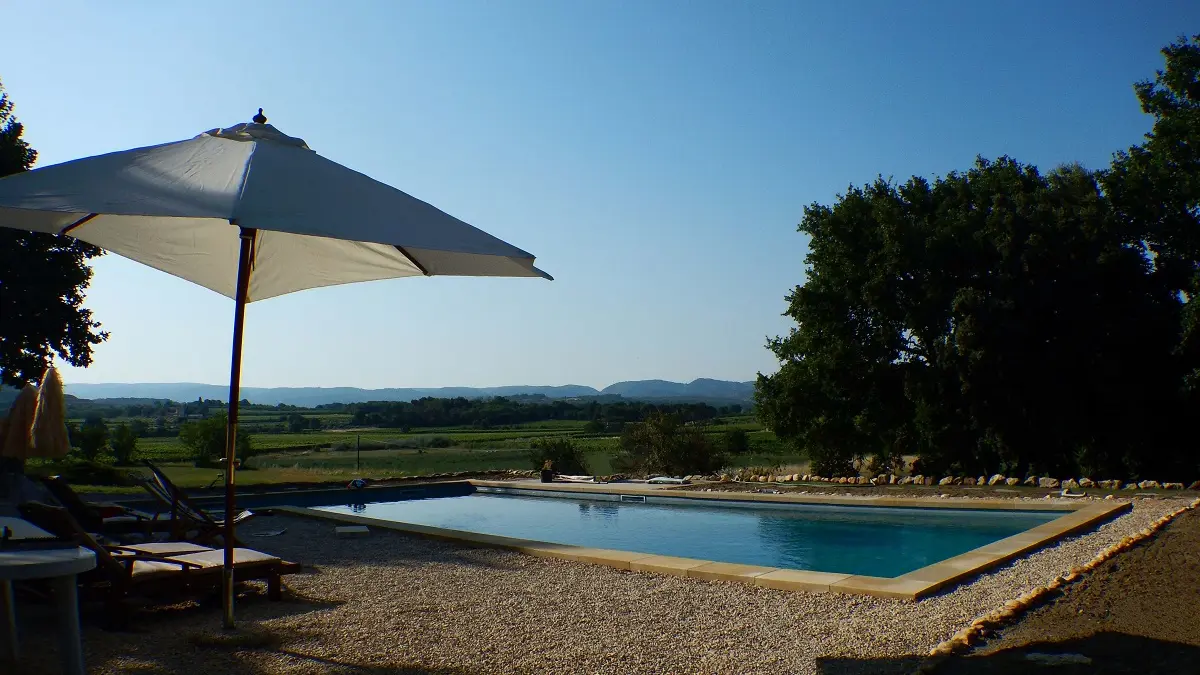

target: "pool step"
[619,495,647,503]
[335,525,370,538]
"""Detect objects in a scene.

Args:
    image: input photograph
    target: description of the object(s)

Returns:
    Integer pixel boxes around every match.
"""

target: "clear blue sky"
[4,1,1196,390]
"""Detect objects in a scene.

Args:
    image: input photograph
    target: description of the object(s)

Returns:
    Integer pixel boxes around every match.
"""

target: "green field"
[34,415,797,493]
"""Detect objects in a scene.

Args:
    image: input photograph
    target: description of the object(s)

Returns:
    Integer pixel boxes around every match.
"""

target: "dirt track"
[935,507,1200,674]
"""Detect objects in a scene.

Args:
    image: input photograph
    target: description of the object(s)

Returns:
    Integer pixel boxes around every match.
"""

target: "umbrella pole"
[222,226,256,629]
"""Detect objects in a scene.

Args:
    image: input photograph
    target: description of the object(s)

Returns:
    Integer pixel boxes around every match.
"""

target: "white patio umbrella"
[0,110,551,627]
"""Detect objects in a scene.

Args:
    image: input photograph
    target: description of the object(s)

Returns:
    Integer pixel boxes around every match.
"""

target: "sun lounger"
[39,475,173,538]
[17,502,299,603]
[139,460,255,544]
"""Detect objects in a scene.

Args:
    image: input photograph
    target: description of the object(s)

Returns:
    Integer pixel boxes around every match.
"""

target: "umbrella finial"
[253,108,267,124]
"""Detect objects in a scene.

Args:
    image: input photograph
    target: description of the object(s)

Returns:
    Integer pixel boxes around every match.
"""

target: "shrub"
[110,422,138,465]
[179,414,251,467]
[37,459,136,487]
[724,429,750,455]
[614,412,726,477]
[528,438,590,475]
[74,416,109,461]
[808,446,856,477]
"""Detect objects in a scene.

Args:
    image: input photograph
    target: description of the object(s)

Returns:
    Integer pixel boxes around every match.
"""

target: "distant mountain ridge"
[61,379,755,407]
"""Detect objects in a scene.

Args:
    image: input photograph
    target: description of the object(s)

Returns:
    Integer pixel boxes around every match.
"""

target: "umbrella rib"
[59,213,99,236]
[394,245,431,276]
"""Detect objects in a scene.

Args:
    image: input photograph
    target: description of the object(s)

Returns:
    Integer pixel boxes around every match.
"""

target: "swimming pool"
[315,489,1060,578]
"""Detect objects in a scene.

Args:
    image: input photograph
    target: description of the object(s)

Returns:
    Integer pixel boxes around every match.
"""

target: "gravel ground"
[8,497,1188,675]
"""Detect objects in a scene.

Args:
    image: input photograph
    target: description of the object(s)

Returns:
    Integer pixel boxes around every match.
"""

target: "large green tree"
[0,79,107,387]
[1105,35,1200,394]
[758,37,1200,481]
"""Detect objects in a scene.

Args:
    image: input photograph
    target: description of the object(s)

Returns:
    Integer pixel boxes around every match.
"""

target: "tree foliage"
[344,396,726,430]
[757,36,1200,481]
[0,79,107,387]
[110,422,138,465]
[723,428,750,455]
[528,437,590,475]
[614,412,726,477]
[74,416,109,462]
[178,413,251,468]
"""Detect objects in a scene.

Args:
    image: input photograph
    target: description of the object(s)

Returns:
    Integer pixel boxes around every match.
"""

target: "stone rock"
[889,474,897,484]
[1104,494,1115,500]
[977,476,987,487]
[1062,479,1079,490]
[1123,483,1138,490]
[925,477,936,486]
[963,477,976,486]
[898,476,913,485]
[1006,477,1021,486]
[988,474,1006,486]
[1162,482,1184,490]
[1078,478,1095,488]
[1188,480,1200,491]
[911,475,923,485]
[1138,480,1161,489]
[1038,477,1060,489]
[939,476,955,486]
[1023,476,1038,486]
[860,476,871,484]
[757,475,768,483]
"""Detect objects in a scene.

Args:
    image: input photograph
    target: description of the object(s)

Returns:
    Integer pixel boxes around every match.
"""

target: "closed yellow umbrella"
[32,367,71,458]
[0,384,38,459]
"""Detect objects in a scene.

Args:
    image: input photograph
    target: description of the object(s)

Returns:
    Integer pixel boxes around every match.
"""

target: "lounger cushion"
[130,547,281,578]
[117,542,214,556]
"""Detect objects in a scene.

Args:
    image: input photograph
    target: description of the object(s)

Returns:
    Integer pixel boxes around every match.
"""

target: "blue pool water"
[316,490,1059,577]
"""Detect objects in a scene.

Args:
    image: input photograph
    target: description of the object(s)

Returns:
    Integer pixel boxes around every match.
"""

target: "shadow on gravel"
[77,583,345,633]
[814,655,923,675]
[239,513,530,572]
[817,633,1200,675]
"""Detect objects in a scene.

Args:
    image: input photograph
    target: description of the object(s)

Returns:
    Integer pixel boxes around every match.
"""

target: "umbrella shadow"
[92,621,489,675]
[239,515,530,573]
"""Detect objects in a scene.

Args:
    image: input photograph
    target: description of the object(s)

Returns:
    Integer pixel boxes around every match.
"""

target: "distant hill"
[600,378,755,401]
[57,379,754,407]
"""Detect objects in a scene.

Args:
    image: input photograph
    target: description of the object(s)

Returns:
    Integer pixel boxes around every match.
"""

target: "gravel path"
[10,497,1188,675]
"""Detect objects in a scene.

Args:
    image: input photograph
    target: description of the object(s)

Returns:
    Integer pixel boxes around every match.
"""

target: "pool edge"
[268,488,1131,600]
[468,479,1088,511]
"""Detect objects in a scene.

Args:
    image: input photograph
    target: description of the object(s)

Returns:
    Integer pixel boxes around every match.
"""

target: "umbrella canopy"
[32,366,71,458]
[0,384,38,459]
[0,118,550,301]
[0,111,550,628]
